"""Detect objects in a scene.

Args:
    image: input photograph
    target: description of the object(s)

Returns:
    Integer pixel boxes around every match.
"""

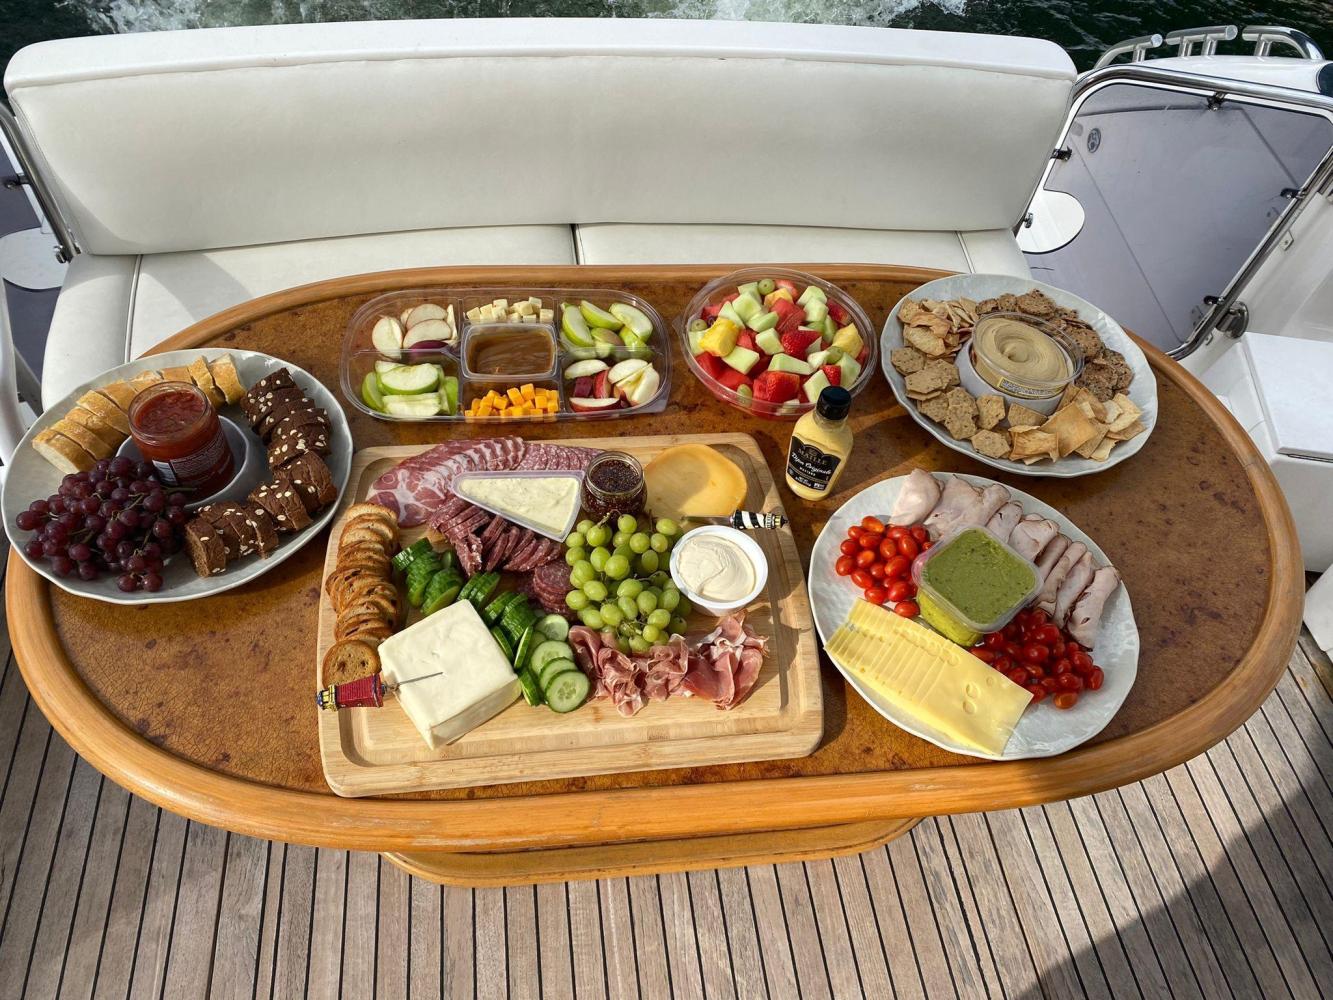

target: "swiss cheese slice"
[643,444,747,521]
[827,600,1030,757]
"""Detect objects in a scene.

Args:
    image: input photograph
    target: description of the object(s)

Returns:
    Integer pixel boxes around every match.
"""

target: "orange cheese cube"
[507,387,524,407]
[520,383,536,401]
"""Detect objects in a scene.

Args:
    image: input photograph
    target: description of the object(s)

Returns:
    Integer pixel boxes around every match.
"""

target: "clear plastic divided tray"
[341,287,672,422]
[450,470,585,542]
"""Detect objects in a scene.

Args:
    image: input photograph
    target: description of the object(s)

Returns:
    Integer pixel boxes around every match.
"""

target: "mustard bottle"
[785,387,854,500]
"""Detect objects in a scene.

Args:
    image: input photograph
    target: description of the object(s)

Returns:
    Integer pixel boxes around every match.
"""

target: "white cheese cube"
[539,309,554,324]
[378,601,519,749]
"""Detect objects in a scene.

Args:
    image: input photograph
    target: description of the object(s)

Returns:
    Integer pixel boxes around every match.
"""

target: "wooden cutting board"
[315,432,822,797]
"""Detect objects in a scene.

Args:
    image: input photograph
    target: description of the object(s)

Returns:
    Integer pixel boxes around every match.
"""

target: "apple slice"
[626,367,661,407]
[569,396,621,412]
[593,370,612,398]
[580,300,623,330]
[609,303,653,339]
[403,318,453,349]
[561,305,595,347]
[564,359,610,380]
[371,316,404,357]
[404,303,447,329]
[609,359,649,384]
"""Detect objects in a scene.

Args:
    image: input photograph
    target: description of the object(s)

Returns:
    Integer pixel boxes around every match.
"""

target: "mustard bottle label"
[786,435,842,493]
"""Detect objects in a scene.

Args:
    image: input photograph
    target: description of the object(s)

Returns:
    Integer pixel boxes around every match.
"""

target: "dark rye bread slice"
[195,502,264,560]
[267,430,329,470]
[240,369,297,426]
[267,405,329,444]
[257,394,318,439]
[248,481,311,534]
[184,520,228,576]
[243,505,280,556]
[278,452,337,514]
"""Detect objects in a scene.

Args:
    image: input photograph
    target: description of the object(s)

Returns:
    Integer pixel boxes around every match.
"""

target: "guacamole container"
[911,525,1041,646]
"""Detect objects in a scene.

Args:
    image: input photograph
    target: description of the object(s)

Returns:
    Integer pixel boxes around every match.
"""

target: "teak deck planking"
[316,435,821,796]
[3,264,1306,871]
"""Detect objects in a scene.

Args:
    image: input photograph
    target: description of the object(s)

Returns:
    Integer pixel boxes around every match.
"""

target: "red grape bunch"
[14,455,189,592]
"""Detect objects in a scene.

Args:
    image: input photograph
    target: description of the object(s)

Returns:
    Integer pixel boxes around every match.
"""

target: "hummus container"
[450,470,584,542]
[669,525,768,617]
[911,525,1040,647]
[957,312,1083,416]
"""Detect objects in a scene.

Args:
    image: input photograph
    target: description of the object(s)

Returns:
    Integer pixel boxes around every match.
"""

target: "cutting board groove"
[315,432,822,796]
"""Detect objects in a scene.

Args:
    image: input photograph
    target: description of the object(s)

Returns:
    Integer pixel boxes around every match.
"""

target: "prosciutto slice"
[567,627,689,717]
[683,613,768,710]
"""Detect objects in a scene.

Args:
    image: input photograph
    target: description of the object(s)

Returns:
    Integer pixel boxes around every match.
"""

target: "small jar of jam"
[128,381,235,496]
[582,451,646,521]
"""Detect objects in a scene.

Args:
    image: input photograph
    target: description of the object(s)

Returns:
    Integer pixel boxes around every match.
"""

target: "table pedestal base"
[382,817,922,886]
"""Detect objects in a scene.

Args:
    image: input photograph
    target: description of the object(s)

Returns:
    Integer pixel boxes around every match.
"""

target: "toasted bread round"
[320,639,380,687]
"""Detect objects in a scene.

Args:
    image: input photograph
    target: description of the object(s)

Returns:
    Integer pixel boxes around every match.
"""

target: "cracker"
[890,346,926,376]
[943,387,978,417]
[1107,419,1146,442]
[1091,437,1117,462]
[1010,426,1059,463]
[943,412,978,441]
[905,369,948,398]
[1006,402,1046,428]
[904,325,948,358]
[923,359,960,387]
[1015,290,1056,316]
[1107,393,1142,433]
[1041,404,1100,457]
[971,429,1010,459]
[976,395,1006,431]
[897,300,924,325]
[918,395,951,423]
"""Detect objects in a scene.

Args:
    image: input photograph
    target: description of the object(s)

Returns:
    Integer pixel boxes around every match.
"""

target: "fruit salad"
[683,274,872,417]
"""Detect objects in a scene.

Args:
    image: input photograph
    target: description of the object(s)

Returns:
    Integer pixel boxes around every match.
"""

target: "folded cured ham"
[567,626,689,717]
[683,613,768,710]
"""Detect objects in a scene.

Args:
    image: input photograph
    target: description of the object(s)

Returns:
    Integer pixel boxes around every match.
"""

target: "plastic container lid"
[450,470,585,542]
[910,525,1040,645]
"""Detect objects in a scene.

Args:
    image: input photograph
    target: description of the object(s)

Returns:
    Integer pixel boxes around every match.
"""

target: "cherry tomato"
[878,537,899,561]
[1040,676,1059,692]
[1003,622,1022,640]
[1033,624,1061,645]
[992,655,1013,673]
[1051,657,1072,676]
[857,533,878,551]
[1022,643,1050,665]
[884,555,910,580]
[851,569,873,589]
[1064,639,1081,654]
[1049,640,1066,659]
[855,549,876,568]
[1071,651,1094,674]
[984,633,1007,651]
[860,516,886,534]
[1057,673,1083,692]
[1026,663,1048,680]
[920,540,933,551]
[896,535,920,560]
[1029,609,1050,627]
[887,580,913,603]
[1053,692,1078,710]
[864,587,888,606]
[970,647,996,663]
[1007,667,1030,686]
[892,601,920,618]
[1004,642,1023,661]
[869,562,888,580]
[887,525,909,540]
[1026,685,1046,703]
[848,526,864,539]
[835,555,855,576]
[1087,667,1105,691]
[910,525,929,544]
[840,539,858,556]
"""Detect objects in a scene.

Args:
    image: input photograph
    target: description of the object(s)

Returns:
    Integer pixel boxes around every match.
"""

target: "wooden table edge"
[6,263,1306,853]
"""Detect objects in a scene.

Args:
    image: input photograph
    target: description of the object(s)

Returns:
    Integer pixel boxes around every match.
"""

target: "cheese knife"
[681,510,787,530]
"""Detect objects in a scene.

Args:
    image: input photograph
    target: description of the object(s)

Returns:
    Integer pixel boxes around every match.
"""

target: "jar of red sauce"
[128,381,235,496]
[581,451,646,521]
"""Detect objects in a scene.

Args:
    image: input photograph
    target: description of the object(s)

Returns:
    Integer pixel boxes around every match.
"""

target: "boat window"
[1022,82,1333,356]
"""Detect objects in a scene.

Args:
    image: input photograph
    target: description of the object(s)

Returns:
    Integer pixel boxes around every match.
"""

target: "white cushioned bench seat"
[574,225,1030,276]
[41,225,576,406]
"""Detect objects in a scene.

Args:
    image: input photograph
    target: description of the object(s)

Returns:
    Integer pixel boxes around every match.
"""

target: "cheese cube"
[378,600,520,749]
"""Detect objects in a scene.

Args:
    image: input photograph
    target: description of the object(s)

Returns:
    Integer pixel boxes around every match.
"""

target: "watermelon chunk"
[752,370,801,404]
[749,353,772,378]
[736,329,757,352]
[821,364,842,386]
[696,351,728,381]
[700,303,722,323]
[856,345,869,366]
[781,328,822,357]
[828,300,851,326]
[716,366,752,391]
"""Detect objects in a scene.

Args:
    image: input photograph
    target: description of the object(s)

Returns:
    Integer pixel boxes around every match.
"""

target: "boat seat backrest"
[4,19,1075,257]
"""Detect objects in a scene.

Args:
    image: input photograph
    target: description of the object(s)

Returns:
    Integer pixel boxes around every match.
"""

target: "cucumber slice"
[538,658,578,691]
[513,626,537,672]
[534,614,570,642]
[391,538,433,574]
[545,669,591,713]
[483,591,522,627]
[374,359,403,375]
[517,668,544,707]
[421,576,461,616]
[501,600,539,644]
[378,364,440,395]
[361,371,387,412]
[458,572,500,609]
[490,627,514,663]
[381,394,442,418]
[405,553,442,606]
[529,639,575,675]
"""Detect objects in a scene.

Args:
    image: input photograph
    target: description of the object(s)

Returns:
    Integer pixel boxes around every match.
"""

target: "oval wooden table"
[8,265,1305,886]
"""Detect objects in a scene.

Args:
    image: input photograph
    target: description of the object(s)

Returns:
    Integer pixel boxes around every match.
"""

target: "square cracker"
[1006,402,1046,428]
[919,395,951,423]
[1107,393,1142,433]
[890,347,926,376]
[971,429,1010,459]
[977,395,1006,431]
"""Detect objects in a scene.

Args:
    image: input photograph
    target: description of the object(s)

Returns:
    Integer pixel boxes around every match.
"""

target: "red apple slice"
[569,396,620,412]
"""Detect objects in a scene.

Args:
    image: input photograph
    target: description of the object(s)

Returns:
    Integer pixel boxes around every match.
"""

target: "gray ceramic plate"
[2,349,352,604]
[879,274,1158,478]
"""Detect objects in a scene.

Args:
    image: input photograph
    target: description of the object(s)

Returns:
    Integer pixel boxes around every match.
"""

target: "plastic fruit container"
[911,525,1041,647]
[675,267,877,420]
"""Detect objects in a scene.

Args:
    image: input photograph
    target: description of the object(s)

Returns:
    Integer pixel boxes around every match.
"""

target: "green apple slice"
[378,363,440,395]
[608,303,653,339]
[580,300,623,330]
[361,371,387,411]
[374,359,404,375]
[561,304,595,347]
[382,393,443,418]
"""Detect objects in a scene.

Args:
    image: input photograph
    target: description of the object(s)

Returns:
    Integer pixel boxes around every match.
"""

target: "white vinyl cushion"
[574,224,1031,276]
[6,19,1074,256]
[41,224,575,406]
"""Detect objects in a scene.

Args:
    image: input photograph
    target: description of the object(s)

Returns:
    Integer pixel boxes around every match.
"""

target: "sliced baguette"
[52,418,115,460]
[188,357,225,407]
[96,380,137,412]
[159,366,192,384]
[128,370,164,393]
[63,405,126,450]
[76,391,130,435]
[32,429,95,474]
[208,355,247,404]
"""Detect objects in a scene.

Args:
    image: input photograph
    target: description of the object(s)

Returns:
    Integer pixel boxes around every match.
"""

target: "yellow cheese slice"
[643,444,748,521]
[827,600,1031,756]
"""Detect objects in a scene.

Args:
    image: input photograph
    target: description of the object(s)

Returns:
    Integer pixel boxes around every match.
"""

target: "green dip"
[918,528,1037,646]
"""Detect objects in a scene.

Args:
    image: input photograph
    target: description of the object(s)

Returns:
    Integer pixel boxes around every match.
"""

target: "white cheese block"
[378,600,520,749]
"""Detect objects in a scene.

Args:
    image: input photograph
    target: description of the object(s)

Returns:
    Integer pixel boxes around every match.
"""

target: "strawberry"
[696,351,727,381]
[821,364,842,386]
[752,370,801,404]
[781,328,822,357]
[723,293,740,303]
[828,300,850,326]
[776,279,799,296]
[716,367,752,391]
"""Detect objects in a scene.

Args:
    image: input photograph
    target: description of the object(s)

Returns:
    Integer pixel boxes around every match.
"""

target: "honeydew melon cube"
[754,329,784,355]
[768,353,814,376]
